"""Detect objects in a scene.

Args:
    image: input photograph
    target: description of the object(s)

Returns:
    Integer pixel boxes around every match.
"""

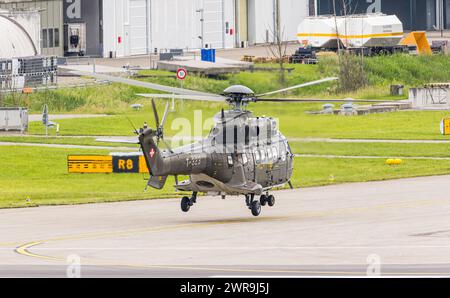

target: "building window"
[42,28,59,49]
[48,29,54,48]
[54,29,60,47]
[42,29,48,48]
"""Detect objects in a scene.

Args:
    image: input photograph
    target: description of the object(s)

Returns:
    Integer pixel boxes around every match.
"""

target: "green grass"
[292,157,450,188]
[3,146,450,208]
[137,54,450,100]
[0,83,151,114]
[0,146,182,208]
[26,100,450,141]
[291,141,450,158]
[2,54,449,115]
[2,54,450,208]
[0,136,137,148]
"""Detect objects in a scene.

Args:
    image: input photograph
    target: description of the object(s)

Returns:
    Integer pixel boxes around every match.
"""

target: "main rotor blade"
[69,71,217,97]
[161,138,174,154]
[256,98,396,103]
[151,98,160,128]
[160,102,170,129]
[137,93,225,102]
[256,77,338,97]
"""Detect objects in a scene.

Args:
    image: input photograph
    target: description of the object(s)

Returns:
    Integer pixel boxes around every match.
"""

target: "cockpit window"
[255,150,260,164]
[280,143,287,162]
[260,149,266,163]
[272,146,278,161]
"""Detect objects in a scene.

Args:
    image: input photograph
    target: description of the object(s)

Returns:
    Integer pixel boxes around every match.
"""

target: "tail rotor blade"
[125,116,139,135]
[151,98,160,128]
[160,102,170,129]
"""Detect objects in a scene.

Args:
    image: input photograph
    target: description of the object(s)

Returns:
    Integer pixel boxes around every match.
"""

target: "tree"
[333,0,367,93]
[267,0,288,84]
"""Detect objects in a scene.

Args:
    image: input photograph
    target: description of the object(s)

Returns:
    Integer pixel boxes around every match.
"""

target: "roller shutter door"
[203,0,223,48]
[130,0,148,55]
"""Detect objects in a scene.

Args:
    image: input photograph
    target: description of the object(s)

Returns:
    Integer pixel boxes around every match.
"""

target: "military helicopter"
[133,77,342,216]
[96,74,387,216]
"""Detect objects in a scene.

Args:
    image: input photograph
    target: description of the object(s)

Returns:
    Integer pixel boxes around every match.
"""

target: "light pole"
[196,8,205,48]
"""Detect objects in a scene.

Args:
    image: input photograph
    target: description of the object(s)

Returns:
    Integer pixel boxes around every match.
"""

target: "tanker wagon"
[297,13,406,56]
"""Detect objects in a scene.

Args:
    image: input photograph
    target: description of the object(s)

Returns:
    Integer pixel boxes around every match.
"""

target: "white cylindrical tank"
[297,16,343,49]
[339,14,403,48]
[297,14,403,49]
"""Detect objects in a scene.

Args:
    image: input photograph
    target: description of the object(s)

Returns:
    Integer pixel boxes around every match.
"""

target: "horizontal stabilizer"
[146,175,168,190]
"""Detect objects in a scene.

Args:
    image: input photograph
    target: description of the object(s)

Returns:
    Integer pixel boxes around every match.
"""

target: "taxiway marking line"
[13,194,450,255]
[13,196,450,276]
[16,241,450,277]
[15,242,62,262]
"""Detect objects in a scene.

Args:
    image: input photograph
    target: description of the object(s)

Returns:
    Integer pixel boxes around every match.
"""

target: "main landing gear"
[246,193,276,217]
[181,192,197,212]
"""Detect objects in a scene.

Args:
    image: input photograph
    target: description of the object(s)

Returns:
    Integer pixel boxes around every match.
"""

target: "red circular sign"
[176,68,187,80]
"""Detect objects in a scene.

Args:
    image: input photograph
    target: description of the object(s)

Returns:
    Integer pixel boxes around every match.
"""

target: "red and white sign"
[176,68,187,80]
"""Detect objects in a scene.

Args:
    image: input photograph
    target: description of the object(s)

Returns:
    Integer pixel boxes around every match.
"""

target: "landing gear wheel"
[251,200,262,217]
[260,195,267,206]
[267,195,275,207]
[181,197,191,212]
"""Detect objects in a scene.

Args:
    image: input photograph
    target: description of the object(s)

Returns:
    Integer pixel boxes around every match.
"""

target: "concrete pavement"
[1,175,450,277]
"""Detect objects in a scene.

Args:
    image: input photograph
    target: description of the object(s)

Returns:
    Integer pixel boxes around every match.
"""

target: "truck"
[296,13,407,56]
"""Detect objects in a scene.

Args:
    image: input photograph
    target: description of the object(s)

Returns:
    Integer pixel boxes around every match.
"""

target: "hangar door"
[203,0,224,49]
[129,0,148,55]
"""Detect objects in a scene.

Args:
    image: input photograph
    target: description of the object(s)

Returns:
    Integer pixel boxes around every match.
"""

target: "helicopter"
[132,77,344,217]
[97,74,387,217]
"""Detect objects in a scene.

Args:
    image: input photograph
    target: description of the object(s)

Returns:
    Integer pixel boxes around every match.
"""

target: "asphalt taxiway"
[2,175,450,277]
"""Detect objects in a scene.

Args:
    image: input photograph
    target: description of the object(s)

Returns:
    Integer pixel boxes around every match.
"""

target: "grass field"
[26,99,450,140]
[2,54,450,114]
[0,136,137,148]
[3,146,450,208]
[2,54,450,208]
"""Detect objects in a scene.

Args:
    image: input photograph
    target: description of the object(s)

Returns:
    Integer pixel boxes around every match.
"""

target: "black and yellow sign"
[68,155,113,173]
[113,156,140,173]
[441,119,450,135]
[68,155,149,174]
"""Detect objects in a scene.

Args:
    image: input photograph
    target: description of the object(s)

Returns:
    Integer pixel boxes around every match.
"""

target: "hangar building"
[0,0,310,57]
[1,0,448,58]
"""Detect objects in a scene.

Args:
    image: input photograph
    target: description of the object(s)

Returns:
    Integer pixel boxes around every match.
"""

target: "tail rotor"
[150,98,173,153]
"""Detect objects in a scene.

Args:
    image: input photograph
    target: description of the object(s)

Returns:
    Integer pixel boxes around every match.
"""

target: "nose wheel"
[246,193,276,216]
[181,192,197,213]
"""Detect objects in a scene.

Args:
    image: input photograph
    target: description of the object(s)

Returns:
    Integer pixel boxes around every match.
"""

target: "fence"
[0,56,57,91]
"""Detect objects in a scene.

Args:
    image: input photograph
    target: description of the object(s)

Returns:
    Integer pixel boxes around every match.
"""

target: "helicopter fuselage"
[139,109,294,196]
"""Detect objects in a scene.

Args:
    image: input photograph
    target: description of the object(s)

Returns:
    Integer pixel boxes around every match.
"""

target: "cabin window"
[267,148,273,161]
[242,154,248,165]
[260,149,266,163]
[245,125,250,145]
[227,155,233,166]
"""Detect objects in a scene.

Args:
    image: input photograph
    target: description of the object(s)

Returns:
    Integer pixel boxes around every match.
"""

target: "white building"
[248,0,309,44]
[102,0,237,57]
[103,0,310,58]
[0,0,311,58]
